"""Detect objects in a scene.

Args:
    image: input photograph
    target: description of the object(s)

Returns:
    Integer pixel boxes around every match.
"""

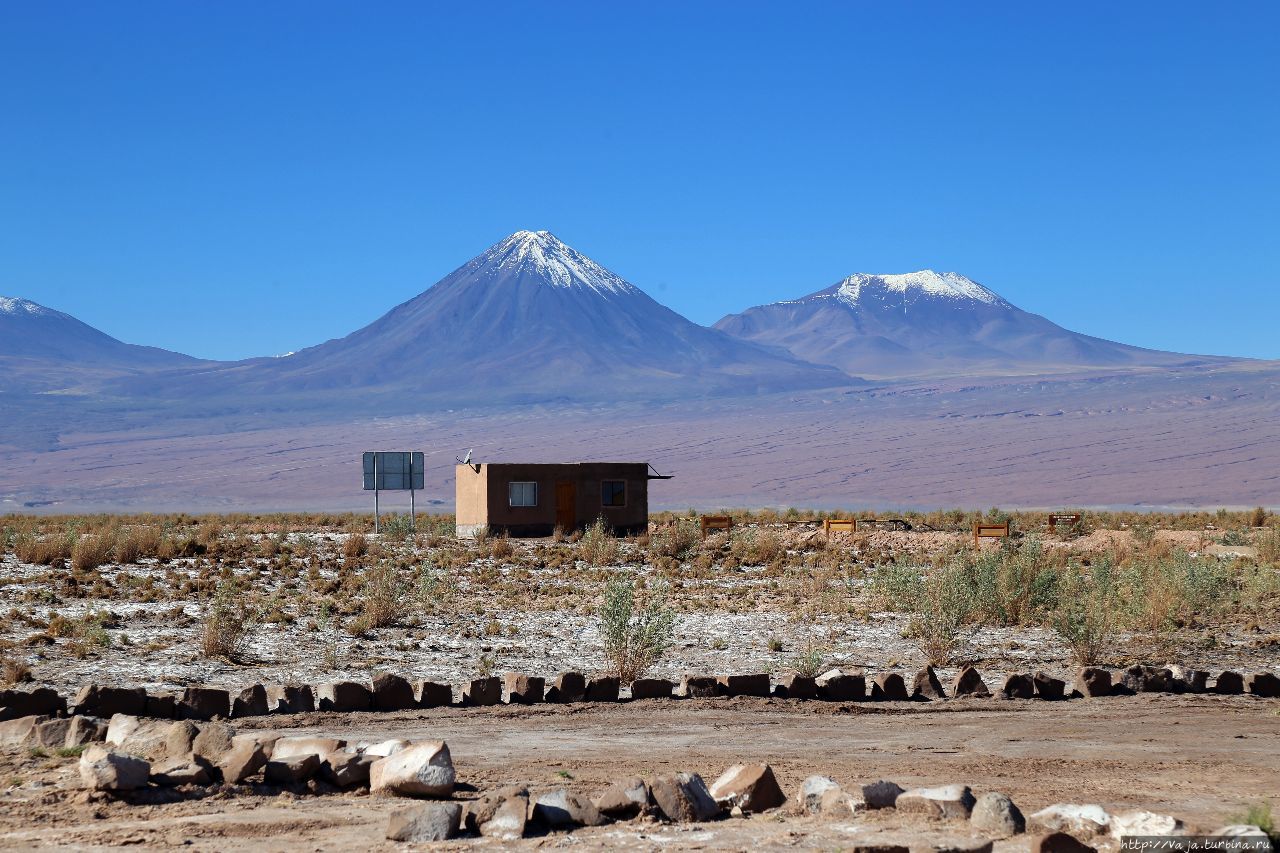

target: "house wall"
[455,462,650,538]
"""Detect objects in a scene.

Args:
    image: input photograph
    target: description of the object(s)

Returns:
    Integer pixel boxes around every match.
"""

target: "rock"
[64,715,108,747]
[503,673,545,704]
[794,776,864,817]
[0,715,47,748]
[1121,665,1170,693]
[464,784,529,833]
[480,793,528,839]
[896,784,977,819]
[676,674,719,698]
[971,792,1025,836]
[265,683,315,713]
[145,693,176,719]
[717,673,771,697]
[71,684,146,718]
[79,745,150,791]
[546,672,586,703]
[179,687,230,721]
[912,666,946,700]
[1109,810,1183,838]
[29,718,71,748]
[1077,668,1112,698]
[320,750,375,788]
[1214,671,1244,694]
[532,788,608,827]
[708,763,786,811]
[1245,671,1280,697]
[1212,825,1273,845]
[775,674,817,699]
[1168,666,1209,694]
[191,721,235,763]
[371,673,416,711]
[363,738,410,757]
[272,736,345,758]
[462,677,500,706]
[1031,832,1099,853]
[1001,673,1036,700]
[816,668,865,701]
[264,753,321,785]
[0,687,65,721]
[414,680,452,708]
[150,757,213,786]
[870,672,910,701]
[1033,672,1067,701]
[594,776,650,819]
[861,780,904,809]
[386,802,462,842]
[648,772,720,822]
[630,678,673,700]
[585,676,620,702]
[1028,804,1112,839]
[231,684,268,718]
[164,721,201,761]
[952,666,991,698]
[369,740,455,797]
[797,776,842,814]
[217,738,269,783]
[316,681,373,712]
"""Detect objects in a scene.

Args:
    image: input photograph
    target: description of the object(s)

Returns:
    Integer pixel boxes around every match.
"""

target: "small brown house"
[455,462,655,538]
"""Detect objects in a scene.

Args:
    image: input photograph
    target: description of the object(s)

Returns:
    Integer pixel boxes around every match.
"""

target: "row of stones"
[4,664,1277,724]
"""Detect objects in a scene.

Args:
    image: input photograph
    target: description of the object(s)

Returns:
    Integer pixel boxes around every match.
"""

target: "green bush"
[1053,558,1118,665]
[598,572,675,682]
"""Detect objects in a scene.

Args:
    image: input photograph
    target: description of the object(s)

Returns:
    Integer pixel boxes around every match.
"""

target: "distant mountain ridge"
[714,270,1226,379]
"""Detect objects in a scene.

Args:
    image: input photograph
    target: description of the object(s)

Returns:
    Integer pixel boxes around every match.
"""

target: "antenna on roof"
[456,449,478,472]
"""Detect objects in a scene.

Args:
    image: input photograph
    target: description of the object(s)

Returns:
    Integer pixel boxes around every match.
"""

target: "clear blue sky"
[2,2,1277,361]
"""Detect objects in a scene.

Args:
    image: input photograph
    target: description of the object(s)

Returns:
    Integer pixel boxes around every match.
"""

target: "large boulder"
[217,738,269,783]
[28,718,71,749]
[585,676,620,702]
[816,668,865,701]
[952,666,991,698]
[708,763,786,812]
[71,684,146,718]
[1031,831,1100,853]
[1028,804,1112,839]
[264,753,321,785]
[150,757,214,787]
[795,775,864,818]
[272,736,345,759]
[593,776,650,819]
[79,744,150,791]
[630,678,673,700]
[1168,666,1208,694]
[191,721,236,763]
[363,738,410,757]
[1076,668,1111,698]
[386,802,462,842]
[870,672,910,701]
[64,715,109,747]
[265,683,315,714]
[320,751,376,788]
[717,674,771,697]
[231,684,268,718]
[971,792,1026,836]
[1033,672,1067,701]
[415,681,452,708]
[462,677,500,706]
[1245,671,1280,698]
[545,672,586,703]
[0,715,48,748]
[1214,671,1244,694]
[775,674,817,699]
[145,693,176,719]
[106,715,192,761]
[371,673,416,711]
[503,673,544,705]
[369,741,455,797]
[1121,665,1170,694]
[316,681,373,712]
[676,675,719,698]
[178,687,230,721]
[1000,673,1036,700]
[648,772,721,822]
[532,789,608,827]
[912,666,946,700]
[861,780,904,809]
[0,687,65,721]
[466,785,529,839]
[895,784,977,819]
[1109,810,1183,838]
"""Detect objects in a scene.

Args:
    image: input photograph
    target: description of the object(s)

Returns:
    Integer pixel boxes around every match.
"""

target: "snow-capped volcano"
[716,270,1218,379]
[149,231,852,403]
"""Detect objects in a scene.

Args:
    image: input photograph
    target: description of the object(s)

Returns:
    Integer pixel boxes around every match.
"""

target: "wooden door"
[555,481,576,531]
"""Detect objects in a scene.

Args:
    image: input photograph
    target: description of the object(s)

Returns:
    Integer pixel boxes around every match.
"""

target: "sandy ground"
[1,694,1277,850]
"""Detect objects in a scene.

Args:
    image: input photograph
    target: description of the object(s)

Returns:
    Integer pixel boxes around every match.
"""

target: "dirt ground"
[1,693,1277,851]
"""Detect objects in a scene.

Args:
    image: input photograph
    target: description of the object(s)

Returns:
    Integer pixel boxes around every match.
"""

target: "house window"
[509,481,537,507]
[601,480,626,507]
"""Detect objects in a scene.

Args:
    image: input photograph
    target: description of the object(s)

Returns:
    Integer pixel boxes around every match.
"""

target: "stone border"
[1,665,1276,723]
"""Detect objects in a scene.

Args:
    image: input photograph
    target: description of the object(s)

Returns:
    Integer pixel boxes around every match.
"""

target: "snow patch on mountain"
[0,296,56,317]
[813,270,1010,308]
[469,230,639,296]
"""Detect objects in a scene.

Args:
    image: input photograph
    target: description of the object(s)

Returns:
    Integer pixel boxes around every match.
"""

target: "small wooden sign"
[1047,513,1082,534]
[824,518,857,536]
[699,515,733,539]
[973,521,1010,547]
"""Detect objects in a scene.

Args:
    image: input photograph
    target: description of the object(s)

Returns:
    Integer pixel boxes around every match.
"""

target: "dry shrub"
[356,563,408,632]
[71,533,115,572]
[1249,506,1268,528]
[114,525,161,563]
[483,534,515,561]
[648,523,699,561]
[579,517,620,566]
[1,657,33,686]
[201,583,255,660]
[343,532,368,561]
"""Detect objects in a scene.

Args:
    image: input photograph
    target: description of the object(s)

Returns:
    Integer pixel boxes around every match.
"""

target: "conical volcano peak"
[1,296,58,317]
[469,230,640,296]
[834,270,1010,308]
